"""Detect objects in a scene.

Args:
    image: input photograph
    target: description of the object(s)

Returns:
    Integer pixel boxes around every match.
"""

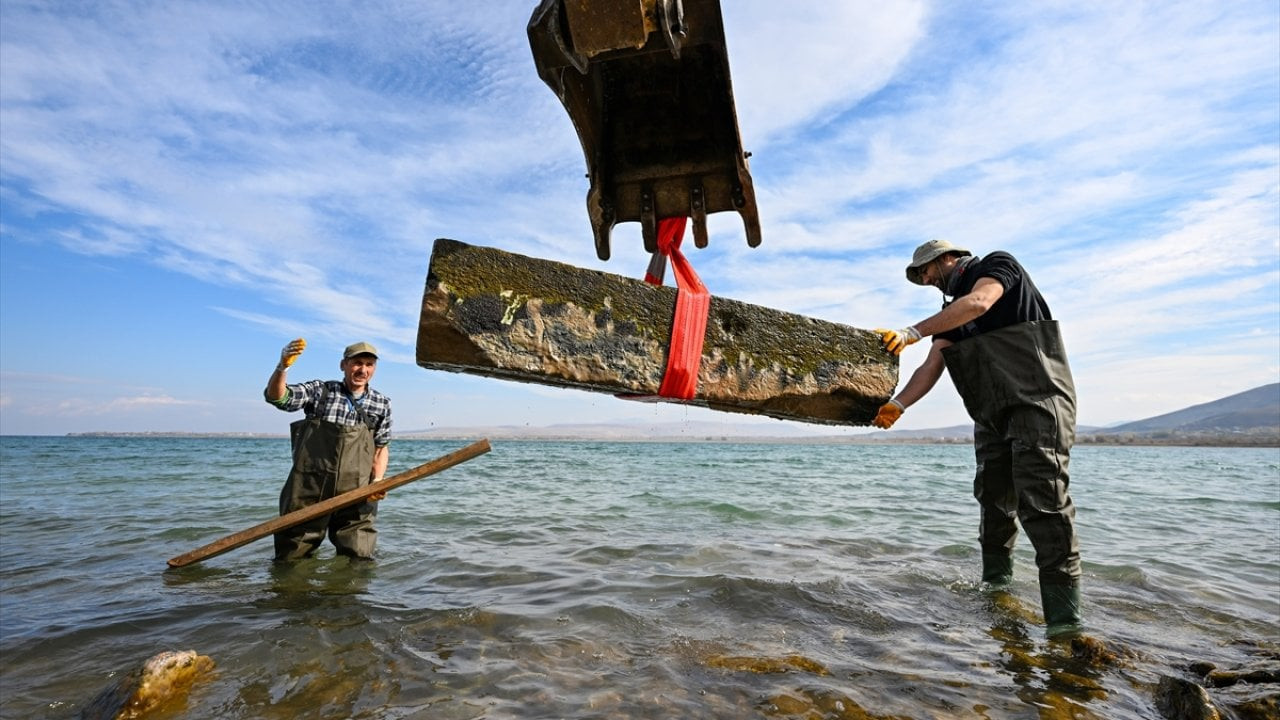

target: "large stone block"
[417,239,896,425]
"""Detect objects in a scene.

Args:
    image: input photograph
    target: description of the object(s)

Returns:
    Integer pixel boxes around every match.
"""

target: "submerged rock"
[760,687,914,719]
[79,650,214,720]
[1188,655,1280,720]
[704,653,830,675]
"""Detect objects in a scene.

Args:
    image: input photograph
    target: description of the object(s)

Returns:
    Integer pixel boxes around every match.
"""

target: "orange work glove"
[876,327,921,356]
[873,399,905,429]
[277,338,306,371]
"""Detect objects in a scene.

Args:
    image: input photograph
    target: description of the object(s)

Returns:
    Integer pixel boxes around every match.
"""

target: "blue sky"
[2,1,1277,436]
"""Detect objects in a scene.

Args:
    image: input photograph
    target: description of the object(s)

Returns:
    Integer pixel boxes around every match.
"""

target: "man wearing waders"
[264,339,392,561]
[873,240,1082,638]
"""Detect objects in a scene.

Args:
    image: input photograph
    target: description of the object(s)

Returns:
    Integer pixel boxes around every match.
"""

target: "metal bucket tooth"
[640,185,658,253]
[690,183,709,248]
[529,0,761,261]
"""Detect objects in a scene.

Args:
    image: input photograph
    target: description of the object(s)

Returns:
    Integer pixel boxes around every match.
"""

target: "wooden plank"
[166,439,491,568]
[417,239,896,425]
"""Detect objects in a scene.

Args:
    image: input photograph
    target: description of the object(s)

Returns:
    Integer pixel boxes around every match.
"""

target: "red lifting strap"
[644,217,709,400]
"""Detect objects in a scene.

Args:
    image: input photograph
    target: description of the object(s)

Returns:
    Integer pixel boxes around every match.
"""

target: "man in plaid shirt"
[265,339,392,561]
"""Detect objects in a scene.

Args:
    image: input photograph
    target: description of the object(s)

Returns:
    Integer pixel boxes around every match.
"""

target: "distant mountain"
[397,420,832,441]
[869,424,975,441]
[878,384,1279,445]
[850,423,1106,443]
[59,386,1278,445]
[1098,383,1279,434]
[394,384,1279,446]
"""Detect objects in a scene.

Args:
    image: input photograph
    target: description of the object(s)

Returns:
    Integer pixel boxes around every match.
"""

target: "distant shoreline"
[44,431,1280,448]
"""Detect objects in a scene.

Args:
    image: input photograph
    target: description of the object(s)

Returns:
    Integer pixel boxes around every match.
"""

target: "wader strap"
[340,385,377,431]
[316,381,377,432]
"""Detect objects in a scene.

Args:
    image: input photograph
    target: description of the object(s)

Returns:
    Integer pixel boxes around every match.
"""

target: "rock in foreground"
[80,650,214,720]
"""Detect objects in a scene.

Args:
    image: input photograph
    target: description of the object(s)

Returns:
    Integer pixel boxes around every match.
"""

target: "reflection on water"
[264,556,376,599]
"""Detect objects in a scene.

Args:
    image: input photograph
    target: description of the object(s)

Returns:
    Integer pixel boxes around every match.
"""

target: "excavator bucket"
[528,0,761,260]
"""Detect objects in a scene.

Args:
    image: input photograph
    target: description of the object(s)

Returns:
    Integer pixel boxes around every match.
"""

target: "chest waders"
[942,320,1083,637]
[274,417,378,561]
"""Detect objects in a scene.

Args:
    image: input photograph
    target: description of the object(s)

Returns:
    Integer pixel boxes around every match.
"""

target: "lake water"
[0,436,1276,719]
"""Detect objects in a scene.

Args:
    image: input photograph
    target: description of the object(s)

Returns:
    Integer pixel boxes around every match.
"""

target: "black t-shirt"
[936,251,1052,343]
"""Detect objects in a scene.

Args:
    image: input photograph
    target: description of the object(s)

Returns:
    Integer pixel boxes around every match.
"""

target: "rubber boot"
[1041,582,1083,638]
[981,553,1014,588]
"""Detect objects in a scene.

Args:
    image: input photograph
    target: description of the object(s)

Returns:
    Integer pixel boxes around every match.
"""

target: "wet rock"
[1204,660,1280,688]
[1188,661,1218,677]
[1155,675,1223,720]
[1189,656,1280,720]
[79,650,214,720]
[1222,691,1280,720]
[1070,634,1134,668]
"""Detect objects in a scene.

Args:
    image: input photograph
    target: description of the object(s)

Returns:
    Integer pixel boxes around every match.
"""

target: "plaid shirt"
[268,379,392,446]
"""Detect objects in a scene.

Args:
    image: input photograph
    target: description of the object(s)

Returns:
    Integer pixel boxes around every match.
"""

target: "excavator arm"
[528,0,761,260]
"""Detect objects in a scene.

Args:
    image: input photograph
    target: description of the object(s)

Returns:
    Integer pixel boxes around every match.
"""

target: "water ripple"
[1,438,1277,719]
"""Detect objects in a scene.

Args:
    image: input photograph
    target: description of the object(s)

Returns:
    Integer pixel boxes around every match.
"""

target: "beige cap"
[906,239,971,285]
[343,342,379,359]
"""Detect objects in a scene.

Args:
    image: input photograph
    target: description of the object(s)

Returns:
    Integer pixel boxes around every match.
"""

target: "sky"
[1,0,1277,437]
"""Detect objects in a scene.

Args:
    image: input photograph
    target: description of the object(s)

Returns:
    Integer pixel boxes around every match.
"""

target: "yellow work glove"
[873,399,905,429]
[277,338,306,371]
[876,327,921,356]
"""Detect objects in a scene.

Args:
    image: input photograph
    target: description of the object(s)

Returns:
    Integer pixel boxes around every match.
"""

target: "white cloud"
[1,0,1276,433]
[724,1,928,143]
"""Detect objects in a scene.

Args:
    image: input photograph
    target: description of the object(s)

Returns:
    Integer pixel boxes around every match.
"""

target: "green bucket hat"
[906,239,971,285]
[343,341,379,359]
